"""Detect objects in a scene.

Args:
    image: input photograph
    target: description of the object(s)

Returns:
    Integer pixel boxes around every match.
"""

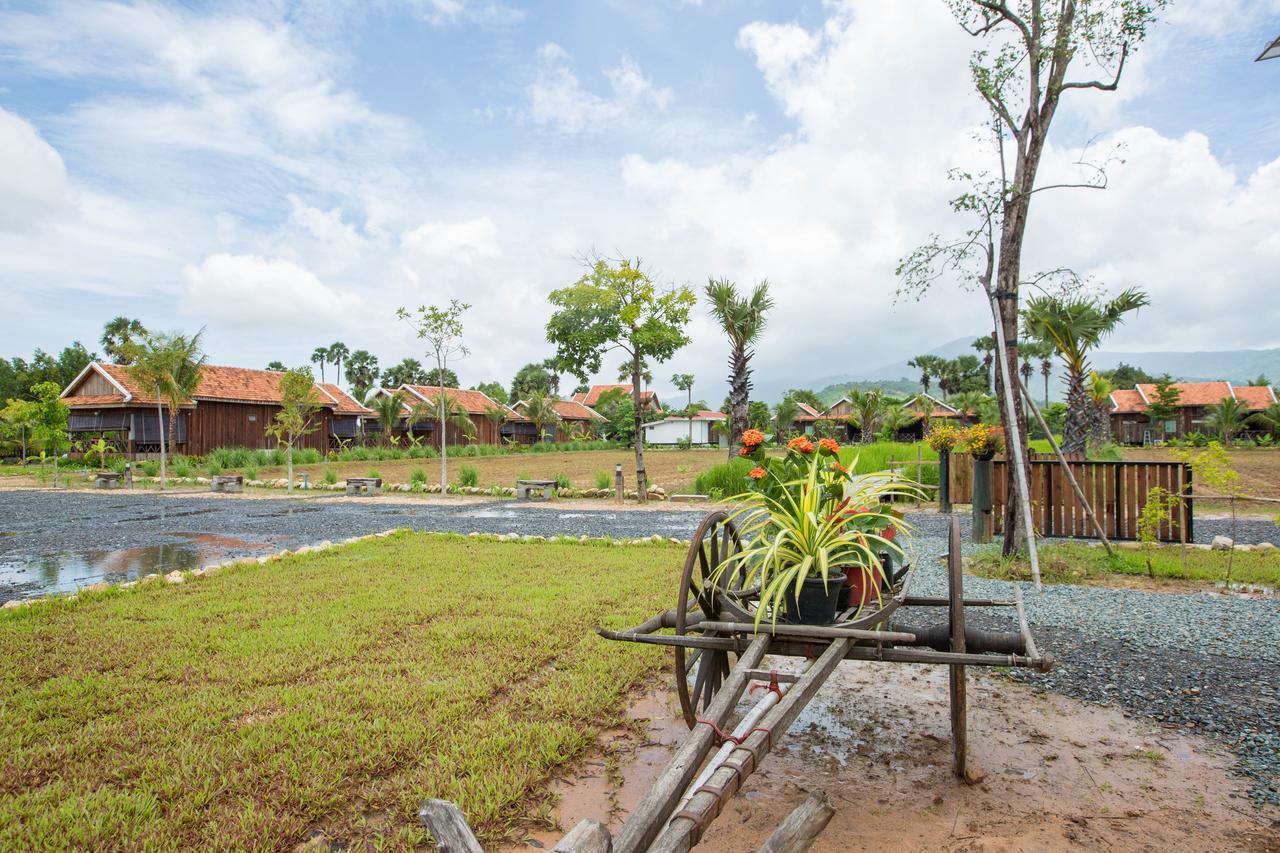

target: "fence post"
[938,451,951,514]
[971,456,993,544]
[614,463,624,504]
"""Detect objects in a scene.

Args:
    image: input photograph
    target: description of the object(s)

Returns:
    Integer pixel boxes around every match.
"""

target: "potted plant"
[926,423,961,513]
[714,432,919,626]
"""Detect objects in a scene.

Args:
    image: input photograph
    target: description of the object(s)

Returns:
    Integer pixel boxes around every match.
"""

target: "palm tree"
[327,342,349,388]
[950,390,988,422]
[1258,402,1280,438]
[100,316,147,364]
[972,334,996,392]
[521,393,560,443]
[126,330,206,488]
[878,400,915,441]
[774,396,800,442]
[1086,372,1114,447]
[423,393,476,448]
[1023,288,1150,454]
[705,278,773,457]
[672,373,695,444]
[846,388,883,445]
[1205,397,1248,443]
[370,394,404,445]
[310,347,329,383]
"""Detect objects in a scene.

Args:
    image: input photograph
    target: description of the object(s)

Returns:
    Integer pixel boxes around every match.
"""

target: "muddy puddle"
[506,661,1279,852]
[0,533,279,599]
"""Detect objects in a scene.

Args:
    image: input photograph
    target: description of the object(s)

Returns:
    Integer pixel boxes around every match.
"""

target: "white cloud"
[182,254,366,328]
[0,107,71,232]
[401,217,501,263]
[527,44,673,134]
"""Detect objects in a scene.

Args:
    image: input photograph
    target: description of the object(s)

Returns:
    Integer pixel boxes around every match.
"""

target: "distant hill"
[758,336,1280,405]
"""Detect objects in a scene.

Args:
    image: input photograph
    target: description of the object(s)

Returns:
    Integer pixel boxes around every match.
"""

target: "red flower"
[787,436,815,454]
[741,428,765,448]
[738,446,753,457]
[749,466,767,480]
[818,438,840,454]
[882,524,897,541]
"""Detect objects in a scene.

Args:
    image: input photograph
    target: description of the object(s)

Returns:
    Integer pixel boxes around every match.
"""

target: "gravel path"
[901,533,1280,807]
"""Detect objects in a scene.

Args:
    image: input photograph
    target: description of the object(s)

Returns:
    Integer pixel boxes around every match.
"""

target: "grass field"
[969,542,1280,588]
[231,448,732,492]
[0,534,680,848]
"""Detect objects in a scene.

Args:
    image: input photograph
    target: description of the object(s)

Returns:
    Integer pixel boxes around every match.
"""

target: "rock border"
[124,476,670,501]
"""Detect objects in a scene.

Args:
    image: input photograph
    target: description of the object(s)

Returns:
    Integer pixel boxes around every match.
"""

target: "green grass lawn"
[969,542,1280,588]
[0,534,680,848]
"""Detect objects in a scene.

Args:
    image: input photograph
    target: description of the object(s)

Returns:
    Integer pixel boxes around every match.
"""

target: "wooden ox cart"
[421,513,1052,852]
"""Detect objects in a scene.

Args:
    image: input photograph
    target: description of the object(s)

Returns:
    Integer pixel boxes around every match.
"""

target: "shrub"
[410,468,427,487]
[675,436,693,450]
[693,458,755,498]
[173,457,193,478]
[595,470,612,490]
[323,468,338,485]
[207,460,223,477]
[458,465,479,487]
[554,473,571,490]
[367,468,381,479]
[244,466,258,481]
[140,460,159,477]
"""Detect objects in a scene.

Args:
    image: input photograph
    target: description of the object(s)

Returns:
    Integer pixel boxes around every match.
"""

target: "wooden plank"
[1106,464,1119,540]
[948,517,967,778]
[418,799,484,853]
[555,819,612,853]
[757,790,835,853]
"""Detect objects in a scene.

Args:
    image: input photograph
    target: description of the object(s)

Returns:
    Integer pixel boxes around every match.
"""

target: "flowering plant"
[961,423,1003,460]
[926,423,962,453]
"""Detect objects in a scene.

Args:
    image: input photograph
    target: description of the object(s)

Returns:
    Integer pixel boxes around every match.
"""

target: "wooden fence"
[949,457,1192,542]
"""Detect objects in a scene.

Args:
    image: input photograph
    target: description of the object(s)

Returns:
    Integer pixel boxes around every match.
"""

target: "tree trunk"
[168,407,178,473]
[286,440,294,493]
[156,394,167,490]
[994,236,1029,556]
[687,388,693,445]
[1061,370,1089,454]
[632,356,648,502]
[728,344,750,459]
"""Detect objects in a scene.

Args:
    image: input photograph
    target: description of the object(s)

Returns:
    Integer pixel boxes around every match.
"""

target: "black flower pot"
[782,572,847,626]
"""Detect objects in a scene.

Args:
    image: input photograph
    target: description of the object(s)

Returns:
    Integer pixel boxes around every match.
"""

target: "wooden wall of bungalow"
[400,414,501,448]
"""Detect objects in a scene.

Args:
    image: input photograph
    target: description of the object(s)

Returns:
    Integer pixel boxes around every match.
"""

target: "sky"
[1,0,1278,404]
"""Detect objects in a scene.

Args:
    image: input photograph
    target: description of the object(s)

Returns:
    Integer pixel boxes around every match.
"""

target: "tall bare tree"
[397,301,470,488]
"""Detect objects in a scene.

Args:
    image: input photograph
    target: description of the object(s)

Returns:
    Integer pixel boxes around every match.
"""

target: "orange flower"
[749,466,767,480]
[787,436,815,454]
[738,446,753,457]
[818,438,840,454]
[741,428,765,447]
[830,461,848,474]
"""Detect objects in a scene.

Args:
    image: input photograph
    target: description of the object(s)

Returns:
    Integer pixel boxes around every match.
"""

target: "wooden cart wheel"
[674,510,744,729]
[946,517,968,778]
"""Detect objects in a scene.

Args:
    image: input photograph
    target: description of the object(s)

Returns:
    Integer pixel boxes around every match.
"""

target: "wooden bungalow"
[572,384,662,413]
[315,383,375,447]
[60,362,369,457]
[372,385,508,447]
[505,399,606,444]
[798,393,963,442]
[1109,381,1277,445]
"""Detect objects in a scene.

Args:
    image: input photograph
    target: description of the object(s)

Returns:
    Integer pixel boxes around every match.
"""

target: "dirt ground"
[1122,447,1280,515]
[509,661,1279,852]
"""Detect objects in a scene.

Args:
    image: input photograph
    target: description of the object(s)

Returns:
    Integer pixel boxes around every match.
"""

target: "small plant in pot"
[713,432,919,626]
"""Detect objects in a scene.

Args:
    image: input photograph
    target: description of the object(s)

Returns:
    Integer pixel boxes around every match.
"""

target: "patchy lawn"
[0,533,681,848]
[235,448,730,493]
[969,542,1280,589]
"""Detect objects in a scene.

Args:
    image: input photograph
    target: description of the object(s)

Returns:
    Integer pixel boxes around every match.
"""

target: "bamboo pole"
[1012,371,1114,556]
[985,287,1041,588]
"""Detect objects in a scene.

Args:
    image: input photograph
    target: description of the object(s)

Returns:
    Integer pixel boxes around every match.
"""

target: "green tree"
[774,395,800,442]
[783,388,822,411]
[382,357,428,388]
[472,381,508,405]
[310,347,329,383]
[1023,288,1149,454]
[1100,362,1157,387]
[423,367,460,388]
[1,398,38,462]
[547,258,695,501]
[265,360,287,372]
[1204,397,1248,444]
[1247,373,1271,387]
[878,400,916,441]
[594,388,636,444]
[344,350,380,400]
[672,372,695,444]
[265,368,322,493]
[326,342,349,388]
[510,360,560,402]
[747,400,772,431]
[101,317,147,364]
[907,355,946,398]
[1086,371,1113,447]
[126,330,207,488]
[847,388,884,445]
[397,300,470,487]
[370,394,404,445]
[705,278,773,457]
[29,382,69,486]
[972,334,995,391]
[1146,374,1181,440]
[521,393,560,443]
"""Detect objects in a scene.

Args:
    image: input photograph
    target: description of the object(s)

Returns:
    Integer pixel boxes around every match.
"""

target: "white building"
[643,411,727,447]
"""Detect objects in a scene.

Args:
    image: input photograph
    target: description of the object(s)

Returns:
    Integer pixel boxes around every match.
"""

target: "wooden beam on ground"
[1013,371,1115,556]
[648,637,855,853]
[612,635,772,853]
[554,818,613,853]
[418,799,483,853]
[757,790,835,853]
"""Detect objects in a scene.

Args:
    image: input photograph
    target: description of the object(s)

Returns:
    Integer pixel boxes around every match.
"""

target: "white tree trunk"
[156,394,167,490]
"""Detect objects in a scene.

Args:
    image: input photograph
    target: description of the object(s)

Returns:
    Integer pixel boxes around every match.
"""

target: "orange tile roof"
[1113,382,1275,413]
[576,384,658,407]
[552,400,604,420]
[400,384,505,415]
[66,362,342,408]
[317,383,373,416]
[61,394,136,408]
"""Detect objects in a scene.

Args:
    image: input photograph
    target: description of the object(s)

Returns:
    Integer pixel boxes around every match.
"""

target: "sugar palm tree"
[310,347,329,383]
[705,278,773,457]
[846,388,883,445]
[907,354,944,397]
[327,342,349,389]
[972,334,996,392]
[672,373,695,444]
[100,316,147,364]
[1023,288,1149,454]
[521,393,560,443]
[1205,397,1248,443]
